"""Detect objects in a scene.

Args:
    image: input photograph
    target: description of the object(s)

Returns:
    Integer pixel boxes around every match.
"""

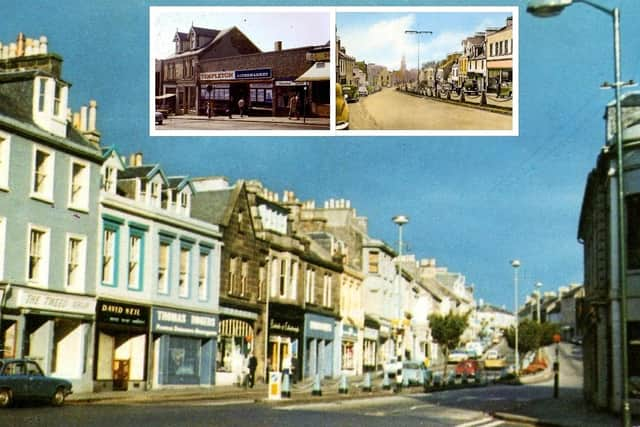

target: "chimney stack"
[274,41,282,51]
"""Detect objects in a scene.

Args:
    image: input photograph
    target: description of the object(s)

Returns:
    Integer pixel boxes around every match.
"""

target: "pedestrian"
[227,96,233,119]
[241,353,250,388]
[497,81,502,98]
[288,93,298,120]
[238,97,245,118]
[248,353,258,388]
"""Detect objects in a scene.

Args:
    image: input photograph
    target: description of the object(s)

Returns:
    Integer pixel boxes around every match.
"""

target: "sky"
[3,0,640,311]
[150,8,330,60]
[337,9,513,70]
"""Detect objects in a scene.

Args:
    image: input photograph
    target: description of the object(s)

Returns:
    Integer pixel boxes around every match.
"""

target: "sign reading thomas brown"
[97,300,149,328]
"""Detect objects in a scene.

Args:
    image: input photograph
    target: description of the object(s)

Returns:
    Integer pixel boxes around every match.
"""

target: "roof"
[166,26,260,60]
[191,26,219,38]
[174,32,189,42]
[118,165,156,180]
[296,62,330,82]
[191,186,237,226]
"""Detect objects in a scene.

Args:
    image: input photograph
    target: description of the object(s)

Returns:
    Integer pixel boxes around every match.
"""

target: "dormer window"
[33,77,68,137]
[38,80,47,112]
[180,192,189,209]
[53,83,62,116]
[175,39,181,54]
[103,166,116,193]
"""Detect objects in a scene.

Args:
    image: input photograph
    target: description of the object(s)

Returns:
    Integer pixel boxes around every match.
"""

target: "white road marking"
[186,399,255,406]
[456,416,495,427]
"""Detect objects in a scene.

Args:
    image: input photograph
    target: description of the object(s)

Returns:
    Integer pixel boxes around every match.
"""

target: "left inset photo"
[150,7,331,134]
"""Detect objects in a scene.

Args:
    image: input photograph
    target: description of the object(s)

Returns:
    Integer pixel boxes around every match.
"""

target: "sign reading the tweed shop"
[17,288,95,315]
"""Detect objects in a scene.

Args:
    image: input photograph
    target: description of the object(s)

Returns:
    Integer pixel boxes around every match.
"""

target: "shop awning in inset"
[155,93,176,100]
[295,62,330,82]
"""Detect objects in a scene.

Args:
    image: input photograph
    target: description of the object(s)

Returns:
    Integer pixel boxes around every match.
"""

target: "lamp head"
[527,0,573,17]
[511,259,521,268]
[392,215,409,226]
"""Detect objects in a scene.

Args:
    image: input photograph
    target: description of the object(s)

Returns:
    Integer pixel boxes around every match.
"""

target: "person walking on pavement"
[248,353,258,388]
[288,93,299,120]
[227,96,233,119]
[238,97,246,118]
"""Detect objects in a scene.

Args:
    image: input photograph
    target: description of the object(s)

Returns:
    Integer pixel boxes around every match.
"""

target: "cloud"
[339,14,416,69]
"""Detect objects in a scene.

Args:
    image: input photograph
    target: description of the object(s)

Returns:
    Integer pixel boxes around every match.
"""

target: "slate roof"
[174,32,189,42]
[191,186,236,226]
[192,26,219,38]
[118,165,157,180]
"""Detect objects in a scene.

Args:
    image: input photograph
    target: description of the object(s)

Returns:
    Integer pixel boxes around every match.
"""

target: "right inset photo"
[335,7,517,134]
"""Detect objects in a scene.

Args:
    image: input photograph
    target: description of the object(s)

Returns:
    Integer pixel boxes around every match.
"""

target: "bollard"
[433,373,442,387]
[460,91,466,103]
[461,372,468,384]
[402,372,409,389]
[312,373,322,396]
[448,372,456,386]
[339,374,348,394]
[362,372,372,392]
[281,372,291,398]
[382,371,391,390]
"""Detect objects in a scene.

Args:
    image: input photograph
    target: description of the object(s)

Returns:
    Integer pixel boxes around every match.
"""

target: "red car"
[455,359,479,377]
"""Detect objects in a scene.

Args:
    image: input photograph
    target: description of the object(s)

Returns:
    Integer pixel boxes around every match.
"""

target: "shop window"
[31,146,54,202]
[65,234,86,290]
[628,322,640,385]
[27,225,50,285]
[69,160,89,211]
[198,251,209,300]
[179,245,191,298]
[341,341,354,370]
[0,134,10,191]
[158,240,171,294]
[168,336,200,385]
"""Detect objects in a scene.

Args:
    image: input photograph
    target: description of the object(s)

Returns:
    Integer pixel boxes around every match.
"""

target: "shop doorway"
[112,359,130,391]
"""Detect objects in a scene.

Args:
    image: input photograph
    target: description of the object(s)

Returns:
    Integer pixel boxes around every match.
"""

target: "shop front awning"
[155,93,176,100]
[295,62,330,82]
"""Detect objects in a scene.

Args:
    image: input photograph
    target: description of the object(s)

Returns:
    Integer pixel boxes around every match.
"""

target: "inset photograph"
[336,8,516,134]
[151,7,330,133]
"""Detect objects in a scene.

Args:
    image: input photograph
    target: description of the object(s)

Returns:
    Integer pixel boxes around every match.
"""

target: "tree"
[504,319,541,371]
[428,311,470,377]
[540,322,561,346]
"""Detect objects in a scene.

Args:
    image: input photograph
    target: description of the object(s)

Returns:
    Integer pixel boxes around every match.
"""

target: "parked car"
[383,356,403,378]
[358,86,368,97]
[484,350,506,369]
[335,84,350,131]
[447,349,468,363]
[455,359,480,377]
[155,111,164,125]
[0,359,73,408]
[401,360,428,385]
[342,85,359,103]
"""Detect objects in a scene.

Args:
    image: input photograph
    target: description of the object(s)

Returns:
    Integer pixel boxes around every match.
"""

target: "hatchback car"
[0,359,73,408]
[401,360,428,385]
[455,359,480,377]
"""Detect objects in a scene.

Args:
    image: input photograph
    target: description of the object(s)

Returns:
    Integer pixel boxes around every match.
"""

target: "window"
[128,235,142,289]
[151,182,160,203]
[69,161,88,210]
[32,147,54,200]
[323,274,332,307]
[53,83,62,116]
[28,225,50,285]
[258,264,266,300]
[289,261,298,300]
[0,218,5,280]
[103,166,116,192]
[0,135,10,190]
[101,225,118,286]
[158,241,170,294]
[627,194,640,269]
[38,79,47,112]
[240,260,248,296]
[65,235,86,290]
[179,245,190,297]
[305,267,315,304]
[279,259,287,297]
[180,192,189,209]
[368,251,379,274]
[199,251,209,300]
[229,256,238,295]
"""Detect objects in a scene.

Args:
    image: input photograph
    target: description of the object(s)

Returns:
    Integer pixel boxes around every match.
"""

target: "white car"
[358,87,368,97]
[447,349,468,363]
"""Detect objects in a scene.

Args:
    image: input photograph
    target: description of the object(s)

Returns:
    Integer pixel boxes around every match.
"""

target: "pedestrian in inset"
[248,353,258,388]
[238,97,246,118]
[497,81,502,98]
[227,96,233,119]
[288,93,298,120]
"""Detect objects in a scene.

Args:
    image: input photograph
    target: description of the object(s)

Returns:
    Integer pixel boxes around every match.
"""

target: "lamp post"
[535,282,543,324]
[511,260,520,376]
[392,215,409,361]
[405,30,432,90]
[527,1,633,424]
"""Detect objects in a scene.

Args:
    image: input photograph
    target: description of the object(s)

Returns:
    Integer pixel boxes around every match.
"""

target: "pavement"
[157,113,330,128]
[66,369,631,427]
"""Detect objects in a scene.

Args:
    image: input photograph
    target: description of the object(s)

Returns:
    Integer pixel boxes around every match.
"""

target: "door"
[113,359,130,391]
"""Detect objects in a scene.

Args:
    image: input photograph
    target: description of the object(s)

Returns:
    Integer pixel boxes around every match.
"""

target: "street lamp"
[510,259,520,376]
[392,215,409,366]
[535,282,543,324]
[405,30,432,90]
[392,215,409,258]
[527,1,632,424]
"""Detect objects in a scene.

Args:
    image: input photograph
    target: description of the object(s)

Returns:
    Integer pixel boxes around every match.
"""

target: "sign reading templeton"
[152,307,218,338]
[200,68,272,81]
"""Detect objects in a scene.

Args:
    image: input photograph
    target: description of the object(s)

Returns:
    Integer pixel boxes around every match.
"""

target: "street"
[348,87,512,131]
[156,115,330,131]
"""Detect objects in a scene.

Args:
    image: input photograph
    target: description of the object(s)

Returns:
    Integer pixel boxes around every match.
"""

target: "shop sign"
[200,71,234,81]
[304,313,334,340]
[306,51,330,61]
[152,307,218,338]
[97,300,148,327]
[379,325,391,337]
[16,288,95,315]
[269,318,300,334]
[342,324,358,339]
[364,327,378,340]
[235,68,271,80]
[275,81,306,87]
